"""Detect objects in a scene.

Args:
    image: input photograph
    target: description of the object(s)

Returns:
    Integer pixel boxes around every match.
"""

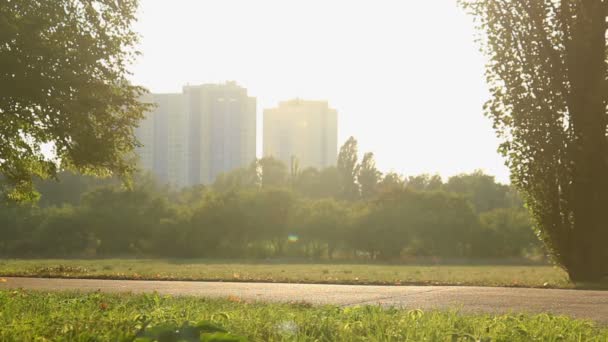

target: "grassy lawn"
[0,290,606,341]
[0,259,572,288]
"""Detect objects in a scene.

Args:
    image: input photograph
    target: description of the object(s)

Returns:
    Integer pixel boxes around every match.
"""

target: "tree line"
[0,138,541,261]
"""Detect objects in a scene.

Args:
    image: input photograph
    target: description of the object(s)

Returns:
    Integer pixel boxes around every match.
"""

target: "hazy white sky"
[130,0,510,183]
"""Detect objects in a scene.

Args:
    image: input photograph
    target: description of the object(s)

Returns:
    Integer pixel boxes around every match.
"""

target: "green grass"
[0,290,606,341]
[0,259,572,288]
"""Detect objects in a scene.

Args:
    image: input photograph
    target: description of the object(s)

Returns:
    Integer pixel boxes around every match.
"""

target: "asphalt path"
[1,277,607,324]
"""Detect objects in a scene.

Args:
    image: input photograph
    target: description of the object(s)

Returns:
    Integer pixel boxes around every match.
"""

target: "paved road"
[1,277,607,324]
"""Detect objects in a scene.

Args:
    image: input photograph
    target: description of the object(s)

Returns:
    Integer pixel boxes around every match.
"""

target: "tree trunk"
[564,0,608,282]
[327,243,336,260]
[272,238,284,257]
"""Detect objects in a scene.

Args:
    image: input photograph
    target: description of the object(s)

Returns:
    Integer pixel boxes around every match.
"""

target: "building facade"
[135,93,188,188]
[135,82,256,187]
[184,82,257,185]
[264,99,338,170]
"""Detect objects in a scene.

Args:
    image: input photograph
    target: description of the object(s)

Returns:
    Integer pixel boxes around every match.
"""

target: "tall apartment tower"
[184,81,257,184]
[264,99,338,170]
[135,93,188,187]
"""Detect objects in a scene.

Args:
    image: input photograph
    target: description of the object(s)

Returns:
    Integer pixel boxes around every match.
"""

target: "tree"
[475,208,540,258]
[317,167,342,198]
[294,167,321,197]
[0,203,41,257]
[246,188,295,256]
[80,182,170,256]
[289,156,300,189]
[257,157,289,188]
[294,167,342,199]
[355,197,409,260]
[444,171,510,213]
[0,0,149,202]
[354,188,478,260]
[337,137,360,200]
[357,152,382,199]
[462,0,608,281]
[405,174,443,192]
[294,199,350,259]
[378,172,405,193]
[34,206,93,257]
[34,171,115,207]
[185,191,249,258]
[213,165,258,192]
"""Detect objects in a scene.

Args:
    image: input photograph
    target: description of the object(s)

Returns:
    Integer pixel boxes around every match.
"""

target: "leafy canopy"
[0,0,149,202]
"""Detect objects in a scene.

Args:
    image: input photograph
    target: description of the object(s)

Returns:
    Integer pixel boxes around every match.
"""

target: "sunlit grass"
[0,259,572,288]
[0,290,605,341]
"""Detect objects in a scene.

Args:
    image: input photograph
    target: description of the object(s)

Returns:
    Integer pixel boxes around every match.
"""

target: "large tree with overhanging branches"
[461,0,607,281]
[0,0,149,202]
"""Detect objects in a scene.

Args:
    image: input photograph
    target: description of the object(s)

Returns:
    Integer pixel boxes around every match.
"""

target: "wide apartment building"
[135,82,256,186]
[264,99,338,170]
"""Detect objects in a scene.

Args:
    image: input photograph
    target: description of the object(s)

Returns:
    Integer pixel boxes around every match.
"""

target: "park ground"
[0,258,574,288]
[2,260,608,340]
[0,289,607,341]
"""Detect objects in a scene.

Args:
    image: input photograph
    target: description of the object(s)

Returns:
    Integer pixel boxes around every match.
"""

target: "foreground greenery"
[0,290,606,341]
[0,259,571,288]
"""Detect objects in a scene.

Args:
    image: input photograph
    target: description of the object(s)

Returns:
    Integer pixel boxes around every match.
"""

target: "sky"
[130,0,510,183]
